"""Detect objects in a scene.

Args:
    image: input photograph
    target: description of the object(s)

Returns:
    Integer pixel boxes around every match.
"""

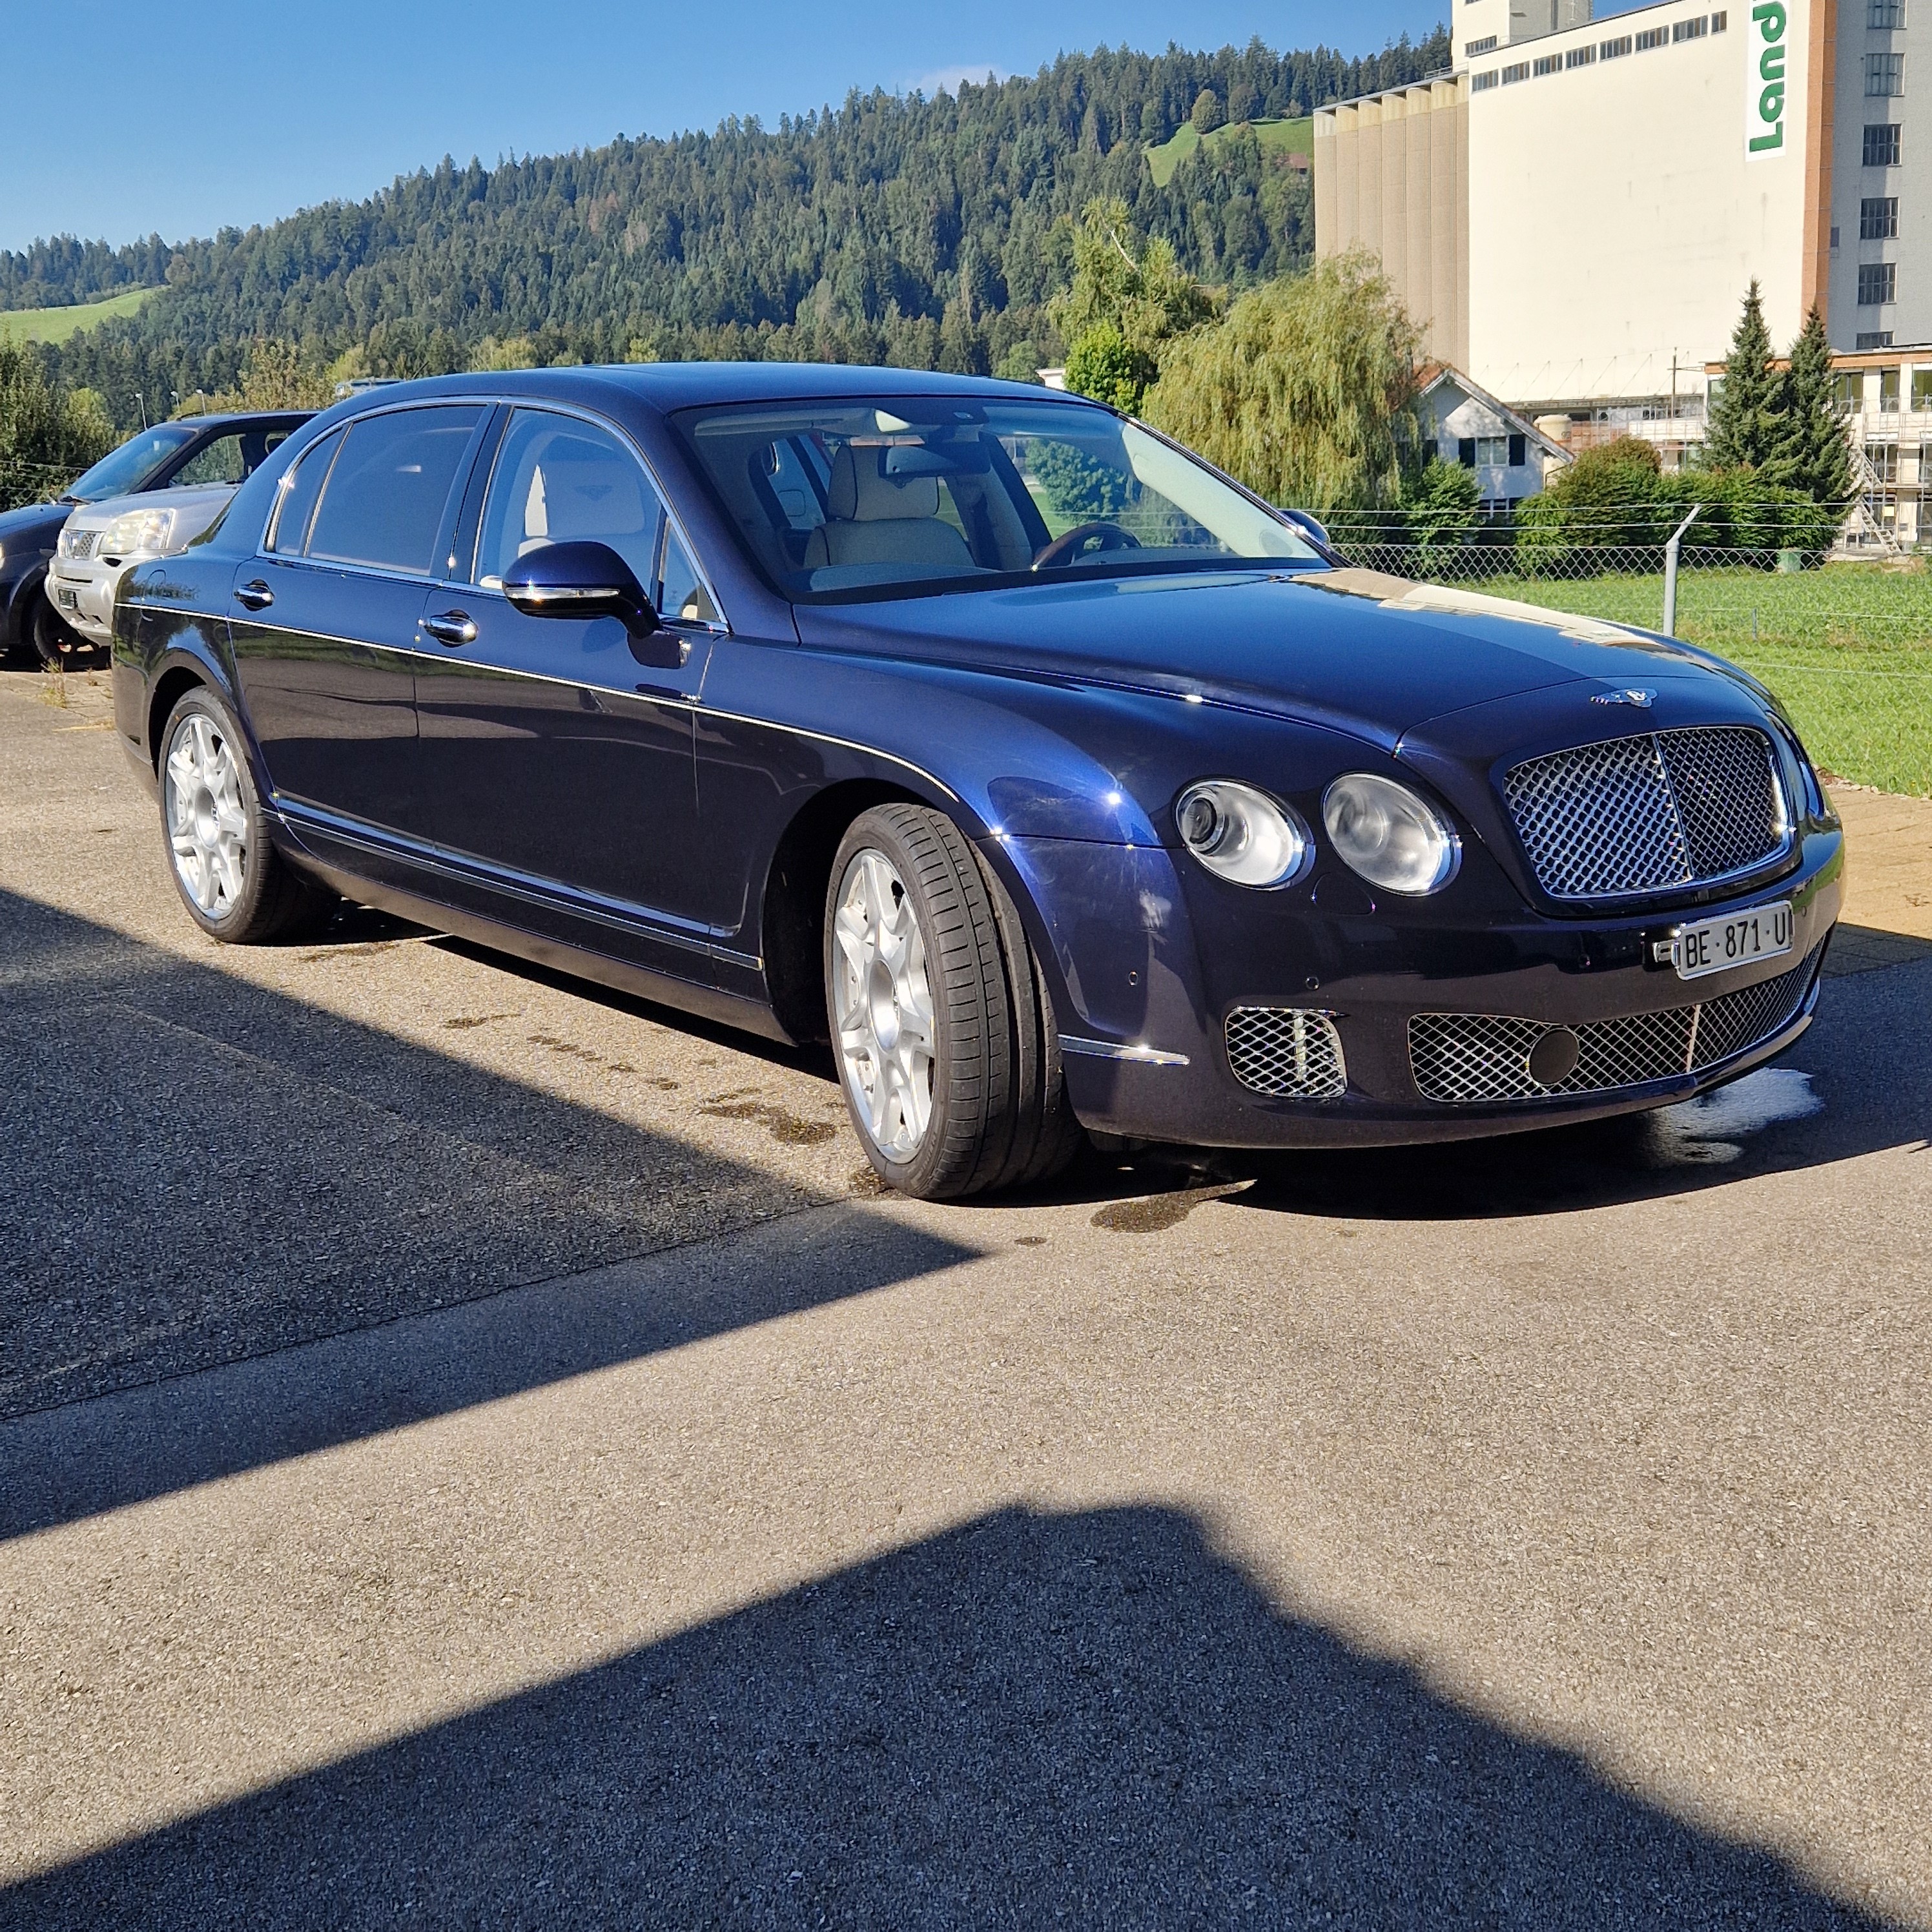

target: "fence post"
[1661,504,1701,637]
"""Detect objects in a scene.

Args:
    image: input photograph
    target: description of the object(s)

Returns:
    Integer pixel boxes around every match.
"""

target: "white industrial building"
[1314,0,1932,536]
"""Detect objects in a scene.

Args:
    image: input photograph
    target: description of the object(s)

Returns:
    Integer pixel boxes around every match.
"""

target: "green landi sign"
[1749,0,1787,156]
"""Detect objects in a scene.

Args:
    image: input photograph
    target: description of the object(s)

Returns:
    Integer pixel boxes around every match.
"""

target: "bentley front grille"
[1408,943,1823,1104]
[1503,726,1788,900]
[1225,1008,1348,1099]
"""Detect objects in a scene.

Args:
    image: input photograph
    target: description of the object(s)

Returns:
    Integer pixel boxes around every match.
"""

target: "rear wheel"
[825,803,1083,1200]
[159,687,337,943]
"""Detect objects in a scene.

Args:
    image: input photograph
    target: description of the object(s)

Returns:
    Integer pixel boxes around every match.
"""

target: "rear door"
[413,406,721,975]
[229,404,486,852]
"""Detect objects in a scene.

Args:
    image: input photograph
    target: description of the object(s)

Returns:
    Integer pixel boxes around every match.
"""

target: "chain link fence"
[1321,518,1932,798]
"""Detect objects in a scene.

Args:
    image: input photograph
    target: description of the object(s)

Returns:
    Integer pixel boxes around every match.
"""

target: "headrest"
[827,445,941,522]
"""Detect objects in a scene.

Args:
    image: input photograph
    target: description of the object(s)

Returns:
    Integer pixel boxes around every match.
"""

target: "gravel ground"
[1,665,1928,1927]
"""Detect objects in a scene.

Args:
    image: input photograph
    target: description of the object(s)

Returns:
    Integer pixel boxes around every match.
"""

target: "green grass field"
[1145,118,1313,188]
[0,287,159,345]
[1450,563,1932,797]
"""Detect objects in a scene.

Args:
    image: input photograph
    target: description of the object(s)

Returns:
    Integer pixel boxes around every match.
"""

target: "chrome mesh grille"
[1225,1008,1348,1098]
[1503,726,1785,899]
[60,528,97,560]
[1408,943,1822,1104]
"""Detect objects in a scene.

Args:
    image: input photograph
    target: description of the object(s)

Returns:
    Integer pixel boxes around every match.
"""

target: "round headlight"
[1174,781,1312,888]
[1322,773,1460,896]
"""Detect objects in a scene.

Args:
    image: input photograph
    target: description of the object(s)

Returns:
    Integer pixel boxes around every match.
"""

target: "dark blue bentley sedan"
[112,364,1842,1198]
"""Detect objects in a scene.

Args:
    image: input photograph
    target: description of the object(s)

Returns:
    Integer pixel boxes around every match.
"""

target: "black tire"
[158,686,337,943]
[30,588,83,670]
[825,803,1084,1200]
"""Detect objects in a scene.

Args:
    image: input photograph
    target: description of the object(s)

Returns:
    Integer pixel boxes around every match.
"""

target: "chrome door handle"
[234,580,274,611]
[422,610,477,647]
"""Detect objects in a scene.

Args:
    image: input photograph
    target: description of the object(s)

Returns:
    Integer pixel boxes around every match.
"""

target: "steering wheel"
[1031,521,1142,571]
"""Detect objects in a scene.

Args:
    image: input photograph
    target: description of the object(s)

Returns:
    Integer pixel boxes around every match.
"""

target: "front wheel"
[826,803,1084,1200]
[159,686,337,943]
[30,588,84,669]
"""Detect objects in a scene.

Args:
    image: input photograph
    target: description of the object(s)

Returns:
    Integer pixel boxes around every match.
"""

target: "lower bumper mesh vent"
[1408,943,1823,1105]
[1226,1008,1348,1098]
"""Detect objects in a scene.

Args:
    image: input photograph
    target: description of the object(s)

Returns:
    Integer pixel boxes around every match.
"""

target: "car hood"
[794,566,1721,750]
[0,499,70,548]
[65,484,238,530]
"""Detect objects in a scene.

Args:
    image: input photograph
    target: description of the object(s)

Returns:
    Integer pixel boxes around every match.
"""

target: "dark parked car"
[111,366,1842,1198]
[1,412,309,666]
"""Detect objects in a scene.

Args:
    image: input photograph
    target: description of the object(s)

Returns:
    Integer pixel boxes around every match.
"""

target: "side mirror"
[502,540,659,633]
[1280,508,1333,551]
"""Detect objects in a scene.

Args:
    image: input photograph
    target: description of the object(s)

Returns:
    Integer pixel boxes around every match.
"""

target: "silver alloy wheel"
[164,712,248,920]
[832,847,937,1162]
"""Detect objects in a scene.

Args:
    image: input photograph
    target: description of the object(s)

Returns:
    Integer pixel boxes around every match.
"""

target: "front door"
[229,404,486,853]
[413,407,721,978]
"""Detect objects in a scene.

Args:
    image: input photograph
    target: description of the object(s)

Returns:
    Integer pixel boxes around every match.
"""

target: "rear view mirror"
[502,540,659,633]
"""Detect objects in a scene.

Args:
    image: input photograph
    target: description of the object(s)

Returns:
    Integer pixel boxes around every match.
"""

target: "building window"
[1913,370,1932,409]
[1466,34,1498,53]
[1672,14,1709,39]
[1859,330,1897,348]
[1601,33,1633,56]
[1858,261,1898,303]
[1869,0,1905,26]
[1880,367,1902,411]
[1862,196,1900,238]
[1472,67,1499,89]
[1473,435,1511,467]
[1636,25,1670,48]
[1834,372,1864,411]
[1864,122,1902,165]
[1532,52,1562,74]
[1565,43,1596,66]
[1501,61,1530,82]
[1711,10,1728,28]
[1867,442,1900,482]
[1833,225,1843,248]
[1866,52,1906,97]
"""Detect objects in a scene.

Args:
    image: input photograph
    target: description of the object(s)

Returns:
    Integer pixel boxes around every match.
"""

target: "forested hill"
[15,33,1447,423]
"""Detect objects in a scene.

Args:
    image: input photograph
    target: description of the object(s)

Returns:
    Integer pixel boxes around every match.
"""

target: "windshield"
[672,395,1321,602]
[66,424,199,503]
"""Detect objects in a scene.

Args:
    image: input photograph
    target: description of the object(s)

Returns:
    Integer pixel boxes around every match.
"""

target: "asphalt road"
[1,666,1927,1927]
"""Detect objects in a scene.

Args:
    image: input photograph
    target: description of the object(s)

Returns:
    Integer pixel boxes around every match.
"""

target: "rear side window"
[304,406,484,575]
[266,429,342,555]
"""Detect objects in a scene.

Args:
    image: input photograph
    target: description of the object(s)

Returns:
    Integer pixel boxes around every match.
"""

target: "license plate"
[1672,901,1794,980]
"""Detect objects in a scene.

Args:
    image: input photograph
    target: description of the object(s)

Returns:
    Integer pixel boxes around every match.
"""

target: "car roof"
[169,411,316,430]
[334,363,1090,418]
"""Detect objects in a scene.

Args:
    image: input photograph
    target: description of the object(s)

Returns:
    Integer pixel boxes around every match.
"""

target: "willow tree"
[1145,251,1420,511]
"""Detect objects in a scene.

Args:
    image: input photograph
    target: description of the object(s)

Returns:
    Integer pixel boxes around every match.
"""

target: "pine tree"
[1705,281,1783,469]
[1768,303,1854,508]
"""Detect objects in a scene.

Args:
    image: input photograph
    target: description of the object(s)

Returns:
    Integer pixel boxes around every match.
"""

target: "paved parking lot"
[2,666,1928,1927]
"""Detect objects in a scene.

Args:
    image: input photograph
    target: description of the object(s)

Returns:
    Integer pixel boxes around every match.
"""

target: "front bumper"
[46,557,125,645]
[1014,825,1844,1151]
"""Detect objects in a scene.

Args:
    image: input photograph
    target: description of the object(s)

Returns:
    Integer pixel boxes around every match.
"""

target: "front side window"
[305,406,484,575]
[475,409,663,594]
[169,434,248,489]
[66,424,198,503]
[673,396,1317,604]
[659,526,721,626]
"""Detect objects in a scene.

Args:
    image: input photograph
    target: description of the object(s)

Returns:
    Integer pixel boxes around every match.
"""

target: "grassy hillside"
[1146,118,1315,189]
[0,286,158,344]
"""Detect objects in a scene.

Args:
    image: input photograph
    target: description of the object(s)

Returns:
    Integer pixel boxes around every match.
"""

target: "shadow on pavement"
[0,886,978,1535]
[0,1505,1882,1929]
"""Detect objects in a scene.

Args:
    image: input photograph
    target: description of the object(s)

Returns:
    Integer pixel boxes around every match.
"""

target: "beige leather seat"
[803,446,975,571]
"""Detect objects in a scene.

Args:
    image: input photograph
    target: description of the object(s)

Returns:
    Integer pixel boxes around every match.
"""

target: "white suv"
[46,418,305,650]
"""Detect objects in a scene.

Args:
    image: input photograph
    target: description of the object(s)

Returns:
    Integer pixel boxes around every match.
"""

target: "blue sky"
[0,0,1444,256]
